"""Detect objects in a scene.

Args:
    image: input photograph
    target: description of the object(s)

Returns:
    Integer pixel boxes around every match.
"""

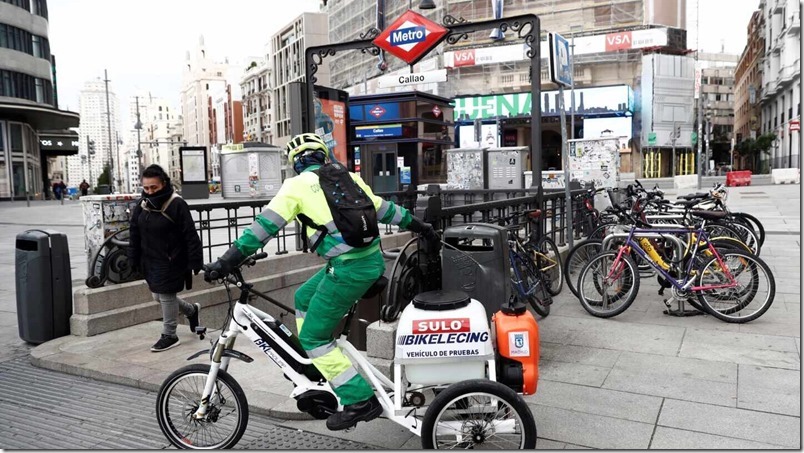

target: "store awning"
[38,130,80,156]
[0,101,79,131]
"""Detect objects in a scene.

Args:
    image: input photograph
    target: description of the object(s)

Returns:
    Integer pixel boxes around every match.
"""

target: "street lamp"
[418,0,436,9]
[569,24,583,140]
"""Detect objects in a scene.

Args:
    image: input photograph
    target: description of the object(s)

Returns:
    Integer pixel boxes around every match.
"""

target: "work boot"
[188,303,201,334]
[326,395,383,431]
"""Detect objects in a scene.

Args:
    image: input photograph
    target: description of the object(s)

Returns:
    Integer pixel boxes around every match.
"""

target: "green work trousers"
[294,251,385,406]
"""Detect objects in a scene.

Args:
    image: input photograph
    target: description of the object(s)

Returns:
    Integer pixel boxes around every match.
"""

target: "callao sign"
[376,69,447,88]
[373,10,448,65]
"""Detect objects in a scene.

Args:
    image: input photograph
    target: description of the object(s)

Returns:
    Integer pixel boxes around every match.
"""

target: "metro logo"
[413,318,470,334]
[605,31,632,51]
[369,105,386,118]
[453,49,476,67]
[390,26,426,46]
[373,10,448,65]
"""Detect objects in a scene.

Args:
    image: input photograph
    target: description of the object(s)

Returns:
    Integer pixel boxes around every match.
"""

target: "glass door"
[366,144,398,193]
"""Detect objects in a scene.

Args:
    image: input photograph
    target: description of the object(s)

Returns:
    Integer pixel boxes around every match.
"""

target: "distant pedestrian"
[52,182,62,200]
[58,181,67,200]
[79,179,90,197]
[127,164,203,352]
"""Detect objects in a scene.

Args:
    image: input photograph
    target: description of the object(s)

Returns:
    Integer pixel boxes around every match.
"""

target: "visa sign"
[605,31,632,51]
[390,26,426,46]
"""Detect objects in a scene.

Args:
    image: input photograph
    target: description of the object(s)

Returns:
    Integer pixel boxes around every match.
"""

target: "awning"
[38,129,80,156]
[0,101,80,131]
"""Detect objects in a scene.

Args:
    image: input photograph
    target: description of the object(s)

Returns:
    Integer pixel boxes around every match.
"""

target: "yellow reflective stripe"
[322,242,356,259]
[330,366,360,388]
[259,207,288,230]
[309,347,355,386]
[308,341,337,359]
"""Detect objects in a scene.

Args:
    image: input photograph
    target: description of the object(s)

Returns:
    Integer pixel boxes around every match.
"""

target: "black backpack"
[298,163,380,252]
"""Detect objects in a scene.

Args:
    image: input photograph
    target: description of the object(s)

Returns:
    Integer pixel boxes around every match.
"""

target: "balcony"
[789,14,800,33]
[773,1,784,13]
[778,64,797,85]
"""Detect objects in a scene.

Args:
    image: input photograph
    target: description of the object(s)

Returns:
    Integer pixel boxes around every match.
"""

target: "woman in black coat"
[127,165,204,352]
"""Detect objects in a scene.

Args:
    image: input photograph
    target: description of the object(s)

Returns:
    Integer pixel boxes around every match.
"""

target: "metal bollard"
[26,191,30,207]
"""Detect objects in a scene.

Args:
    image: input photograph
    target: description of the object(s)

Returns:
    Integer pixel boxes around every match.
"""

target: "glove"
[203,246,246,282]
[408,217,438,241]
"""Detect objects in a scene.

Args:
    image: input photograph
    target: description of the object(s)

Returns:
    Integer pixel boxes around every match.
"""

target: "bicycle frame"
[607,222,738,293]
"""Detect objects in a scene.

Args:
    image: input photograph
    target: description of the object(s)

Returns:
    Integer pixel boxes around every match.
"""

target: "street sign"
[376,69,447,88]
[648,132,657,146]
[373,10,448,66]
[790,119,800,132]
[547,32,572,87]
[432,105,441,117]
[691,132,698,145]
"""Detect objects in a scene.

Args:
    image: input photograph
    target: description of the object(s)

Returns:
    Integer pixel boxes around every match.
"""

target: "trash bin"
[441,223,511,320]
[15,230,72,344]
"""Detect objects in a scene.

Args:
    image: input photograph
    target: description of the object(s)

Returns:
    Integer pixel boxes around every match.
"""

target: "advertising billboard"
[314,86,350,165]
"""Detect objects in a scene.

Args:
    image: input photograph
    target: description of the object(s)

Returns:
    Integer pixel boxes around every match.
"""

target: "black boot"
[326,395,383,431]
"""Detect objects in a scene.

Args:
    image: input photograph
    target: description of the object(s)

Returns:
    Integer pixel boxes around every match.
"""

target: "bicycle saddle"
[362,276,389,299]
[677,192,708,200]
[674,199,701,208]
[412,290,471,311]
[689,210,727,221]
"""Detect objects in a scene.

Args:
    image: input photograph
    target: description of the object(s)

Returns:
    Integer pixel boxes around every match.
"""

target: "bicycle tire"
[420,379,537,449]
[156,364,249,449]
[511,252,551,317]
[532,236,563,296]
[577,250,640,318]
[732,212,765,248]
[563,239,603,299]
[695,250,775,323]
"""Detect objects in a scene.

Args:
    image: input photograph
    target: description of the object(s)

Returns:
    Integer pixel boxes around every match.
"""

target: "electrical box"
[220,143,284,199]
[486,146,529,190]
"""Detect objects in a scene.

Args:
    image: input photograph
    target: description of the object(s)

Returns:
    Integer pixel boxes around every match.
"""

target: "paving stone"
[539,343,622,368]
[737,364,800,416]
[534,438,567,449]
[602,352,737,406]
[658,399,801,448]
[564,319,686,356]
[679,328,800,370]
[539,359,612,387]
[528,404,654,449]
[525,380,662,424]
[650,426,787,449]
[274,416,415,449]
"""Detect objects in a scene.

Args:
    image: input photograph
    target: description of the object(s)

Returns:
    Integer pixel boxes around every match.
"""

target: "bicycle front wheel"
[578,250,640,318]
[420,379,537,449]
[156,364,249,449]
[695,250,775,323]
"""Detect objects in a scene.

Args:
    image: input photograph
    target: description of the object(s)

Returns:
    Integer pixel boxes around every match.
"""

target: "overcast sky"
[48,0,761,133]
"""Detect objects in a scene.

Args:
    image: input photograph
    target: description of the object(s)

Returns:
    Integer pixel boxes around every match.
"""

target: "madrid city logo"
[514,333,525,349]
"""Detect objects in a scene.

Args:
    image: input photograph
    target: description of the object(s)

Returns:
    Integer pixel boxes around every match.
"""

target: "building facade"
[66,79,120,190]
[0,0,79,199]
[734,10,765,170]
[240,55,273,144]
[759,0,800,169]
[271,12,330,148]
[180,35,229,179]
[697,55,739,171]
[323,0,687,179]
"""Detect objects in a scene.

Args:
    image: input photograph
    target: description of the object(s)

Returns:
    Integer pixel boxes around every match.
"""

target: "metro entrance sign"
[373,10,448,66]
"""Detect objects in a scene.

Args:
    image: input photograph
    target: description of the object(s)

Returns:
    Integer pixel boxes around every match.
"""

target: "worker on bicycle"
[204,133,436,430]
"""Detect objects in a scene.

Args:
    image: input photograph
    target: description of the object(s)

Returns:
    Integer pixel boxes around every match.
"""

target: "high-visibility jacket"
[234,165,413,259]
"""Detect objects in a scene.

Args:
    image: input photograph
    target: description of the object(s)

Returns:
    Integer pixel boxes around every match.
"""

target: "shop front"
[349,92,453,192]
[453,85,635,172]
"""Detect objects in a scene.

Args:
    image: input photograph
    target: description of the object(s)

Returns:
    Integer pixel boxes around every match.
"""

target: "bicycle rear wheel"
[511,252,551,317]
[156,364,249,449]
[695,250,775,323]
[578,250,640,318]
[531,236,563,296]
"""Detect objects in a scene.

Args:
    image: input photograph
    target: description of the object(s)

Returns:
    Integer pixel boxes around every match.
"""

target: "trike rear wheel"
[420,379,537,449]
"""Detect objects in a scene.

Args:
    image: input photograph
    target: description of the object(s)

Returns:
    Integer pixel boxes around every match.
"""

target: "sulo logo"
[390,26,426,46]
[413,318,470,334]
